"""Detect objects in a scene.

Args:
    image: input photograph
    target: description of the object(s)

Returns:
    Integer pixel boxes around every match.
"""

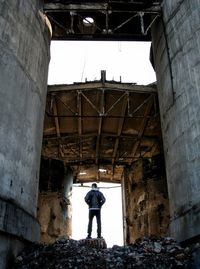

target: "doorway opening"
[72,182,123,247]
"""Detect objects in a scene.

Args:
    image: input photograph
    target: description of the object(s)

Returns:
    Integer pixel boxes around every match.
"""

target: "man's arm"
[85,192,91,205]
[99,192,106,206]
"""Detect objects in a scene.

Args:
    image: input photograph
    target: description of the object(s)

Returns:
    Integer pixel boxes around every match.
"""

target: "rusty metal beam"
[77,91,83,163]
[129,94,153,116]
[53,97,65,158]
[106,91,127,115]
[44,2,161,13]
[55,95,77,115]
[112,92,128,165]
[46,112,154,118]
[95,89,105,165]
[81,91,101,114]
[129,95,154,164]
[48,83,157,94]
[44,3,108,12]
[43,132,140,140]
[53,97,60,138]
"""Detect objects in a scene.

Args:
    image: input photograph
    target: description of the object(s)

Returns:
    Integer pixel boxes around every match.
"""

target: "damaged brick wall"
[37,158,72,243]
[124,155,170,244]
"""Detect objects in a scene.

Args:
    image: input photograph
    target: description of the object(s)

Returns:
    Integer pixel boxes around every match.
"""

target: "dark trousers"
[87,209,101,237]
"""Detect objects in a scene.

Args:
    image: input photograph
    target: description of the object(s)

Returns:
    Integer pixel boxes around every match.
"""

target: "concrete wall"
[152,0,200,242]
[37,192,72,243]
[37,159,73,243]
[123,157,169,244]
[0,232,24,269]
[0,0,51,267]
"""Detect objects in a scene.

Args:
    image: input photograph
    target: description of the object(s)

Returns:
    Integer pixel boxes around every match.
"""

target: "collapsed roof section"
[43,1,161,41]
[42,71,163,183]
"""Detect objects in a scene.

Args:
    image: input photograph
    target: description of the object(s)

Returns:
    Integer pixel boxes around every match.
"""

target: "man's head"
[91,183,98,189]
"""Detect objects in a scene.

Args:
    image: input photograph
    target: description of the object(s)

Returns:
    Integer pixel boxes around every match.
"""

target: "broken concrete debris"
[13,236,192,268]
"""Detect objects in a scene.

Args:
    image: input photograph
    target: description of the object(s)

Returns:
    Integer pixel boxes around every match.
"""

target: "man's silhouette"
[85,183,106,239]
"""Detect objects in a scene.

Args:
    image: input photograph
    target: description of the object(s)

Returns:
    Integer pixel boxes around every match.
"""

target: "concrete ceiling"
[43,0,161,41]
[42,72,163,183]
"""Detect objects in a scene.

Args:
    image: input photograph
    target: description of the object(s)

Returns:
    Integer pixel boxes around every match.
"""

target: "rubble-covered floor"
[12,236,192,268]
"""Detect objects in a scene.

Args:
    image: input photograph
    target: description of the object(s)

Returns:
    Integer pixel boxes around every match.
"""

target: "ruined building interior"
[0,0,200,268]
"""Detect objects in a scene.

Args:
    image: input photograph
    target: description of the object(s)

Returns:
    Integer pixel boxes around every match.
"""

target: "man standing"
[85,183,106,239]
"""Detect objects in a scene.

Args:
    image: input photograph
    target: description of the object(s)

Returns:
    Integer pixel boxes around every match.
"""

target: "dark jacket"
[85,189,106,210]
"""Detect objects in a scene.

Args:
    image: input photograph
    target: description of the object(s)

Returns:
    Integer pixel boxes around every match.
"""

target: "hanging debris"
[13,236,192,269]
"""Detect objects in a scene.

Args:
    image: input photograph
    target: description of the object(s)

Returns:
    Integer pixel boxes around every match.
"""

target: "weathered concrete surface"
[151,0,200,242]
[0,232,24,269]
[37,192,72,243]
[37,160,73,243]
[123,157,169,244]
[0,197,40,242]
[0,0,51,268]
[0,0,51,216]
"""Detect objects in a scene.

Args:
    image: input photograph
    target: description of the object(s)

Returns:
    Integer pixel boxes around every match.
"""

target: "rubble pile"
[13,236,192,269]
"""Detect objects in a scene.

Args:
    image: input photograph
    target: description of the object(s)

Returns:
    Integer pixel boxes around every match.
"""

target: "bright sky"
[72,182,123,247]
[48,40,156,247]
[48,41,156,85]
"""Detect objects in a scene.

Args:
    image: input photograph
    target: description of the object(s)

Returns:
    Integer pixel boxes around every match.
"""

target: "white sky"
[48,41,156,247]
[72,182,123,247]
[48,41,156,85]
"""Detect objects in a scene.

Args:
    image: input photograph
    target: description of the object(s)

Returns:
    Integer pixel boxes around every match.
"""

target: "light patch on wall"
[99,168,107,173]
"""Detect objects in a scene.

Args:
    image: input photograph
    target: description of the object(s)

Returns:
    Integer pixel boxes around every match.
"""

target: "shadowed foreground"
[13,236,192,268]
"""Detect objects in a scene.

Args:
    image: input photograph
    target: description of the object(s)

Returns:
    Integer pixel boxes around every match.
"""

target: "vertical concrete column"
[0,0,51,267]
[63,167,73,221]
[123,158,169,244]
[151,0,200,242]
[121,166,129,245]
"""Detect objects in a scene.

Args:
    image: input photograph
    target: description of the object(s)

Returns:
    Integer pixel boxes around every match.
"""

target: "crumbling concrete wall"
[38,192,72,243]
[124,156,169,244]
[0,1,51,268]
[151,0,200,243]
[37,159,72,243]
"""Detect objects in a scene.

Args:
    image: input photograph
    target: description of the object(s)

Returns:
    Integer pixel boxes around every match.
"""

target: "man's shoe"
[97,236,103,239]
[86,235,91,239]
